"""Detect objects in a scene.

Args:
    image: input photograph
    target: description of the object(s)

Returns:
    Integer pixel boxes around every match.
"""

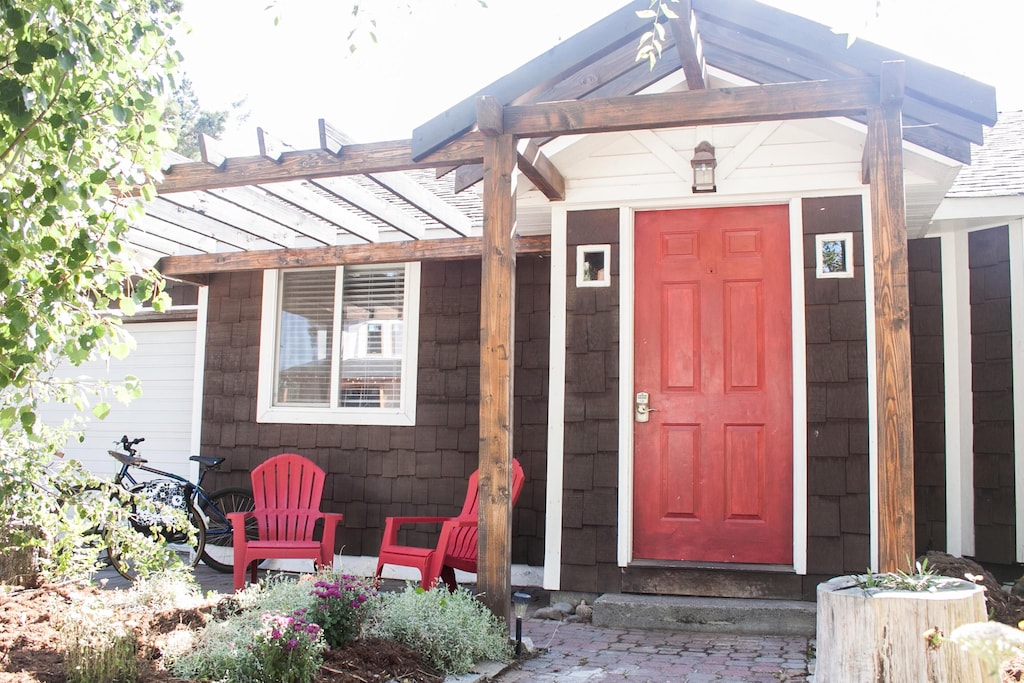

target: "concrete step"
[592,593,816,637]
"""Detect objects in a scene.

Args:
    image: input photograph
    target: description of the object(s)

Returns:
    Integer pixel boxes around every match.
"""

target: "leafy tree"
[0,0,181,581]
[166,75,248,160]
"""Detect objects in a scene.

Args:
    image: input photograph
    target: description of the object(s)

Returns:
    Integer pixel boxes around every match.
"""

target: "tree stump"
[816,575,992,682]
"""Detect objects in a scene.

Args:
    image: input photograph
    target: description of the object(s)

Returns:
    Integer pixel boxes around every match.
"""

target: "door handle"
[635,391,657,423]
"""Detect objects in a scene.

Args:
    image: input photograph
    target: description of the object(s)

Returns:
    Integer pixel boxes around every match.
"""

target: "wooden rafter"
[670,0,707,90]
[516,140,565,200]
[198,133,228,168]
[369,170,473,237]
[155,234,550,282]
[318,118,349,155]
[311,175,426,240]
[259,181,379,243]
[411,2,654,159]
[207,185,339,245]
[257,127,289,162]
[692,0,994,127]
[142,198,285,251]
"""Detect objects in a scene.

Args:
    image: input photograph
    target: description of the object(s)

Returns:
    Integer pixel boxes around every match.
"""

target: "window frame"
[256,262,420,426]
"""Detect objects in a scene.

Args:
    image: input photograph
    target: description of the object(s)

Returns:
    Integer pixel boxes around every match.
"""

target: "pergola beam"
[503,76,880,138]
[153,135,486,195]
[155,234,551,279]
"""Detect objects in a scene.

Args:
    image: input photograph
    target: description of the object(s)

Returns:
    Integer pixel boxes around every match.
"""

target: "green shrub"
[169,573,320,682]
[309,574,376,647]
[363,584,512,674]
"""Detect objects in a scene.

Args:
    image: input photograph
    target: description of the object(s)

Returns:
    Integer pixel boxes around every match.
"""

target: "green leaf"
[15,41,37,63]
[5,8,26,29]
[21,181,37,199]
[89,169,108,184]
[38,43,58,60]
[92,402,112,420]
[20,409,36,431]
[112,103,128,123]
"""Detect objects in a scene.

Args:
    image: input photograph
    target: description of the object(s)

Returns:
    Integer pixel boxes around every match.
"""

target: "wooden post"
[868,61,915,573]
[476,96,516,623]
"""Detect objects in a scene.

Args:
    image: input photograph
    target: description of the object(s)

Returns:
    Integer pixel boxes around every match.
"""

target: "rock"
[550,601,574,615]
[533,607,564,620]
[575,600,593,622]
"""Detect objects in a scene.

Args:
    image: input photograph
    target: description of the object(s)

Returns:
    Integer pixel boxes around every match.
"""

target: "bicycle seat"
[190,455,225,469]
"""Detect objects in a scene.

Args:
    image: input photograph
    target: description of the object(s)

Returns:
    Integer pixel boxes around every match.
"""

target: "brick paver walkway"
[494,619,812,683]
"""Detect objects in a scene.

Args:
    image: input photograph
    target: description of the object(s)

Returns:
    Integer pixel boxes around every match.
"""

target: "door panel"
[633,206,793,564]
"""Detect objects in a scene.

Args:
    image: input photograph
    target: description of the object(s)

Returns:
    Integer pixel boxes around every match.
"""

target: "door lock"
[635,391,657,423]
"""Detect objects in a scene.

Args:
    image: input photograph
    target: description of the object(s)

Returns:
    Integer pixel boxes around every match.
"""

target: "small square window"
[576,244,611,288]
[815,233,854,279]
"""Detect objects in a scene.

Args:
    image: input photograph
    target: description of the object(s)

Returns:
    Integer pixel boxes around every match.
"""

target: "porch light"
[512,591,531,654]
[691,140,717,193]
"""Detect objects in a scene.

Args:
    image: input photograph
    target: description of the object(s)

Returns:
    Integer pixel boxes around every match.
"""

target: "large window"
[257,263,419,425]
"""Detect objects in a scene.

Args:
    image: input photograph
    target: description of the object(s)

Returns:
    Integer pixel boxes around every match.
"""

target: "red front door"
[633,206,793,564]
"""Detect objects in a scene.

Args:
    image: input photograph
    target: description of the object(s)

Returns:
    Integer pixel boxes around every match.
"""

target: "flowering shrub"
[248,610,325,683]
[309,574,376,647]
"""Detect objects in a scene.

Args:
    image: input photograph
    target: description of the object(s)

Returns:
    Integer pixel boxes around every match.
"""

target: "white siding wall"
[38,320,198,481]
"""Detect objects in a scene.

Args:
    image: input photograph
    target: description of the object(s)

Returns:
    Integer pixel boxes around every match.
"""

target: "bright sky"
[175,0,1020,153]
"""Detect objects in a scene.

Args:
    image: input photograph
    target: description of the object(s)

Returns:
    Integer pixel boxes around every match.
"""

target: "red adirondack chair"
[375,459,525,590]
[228,453,344,592]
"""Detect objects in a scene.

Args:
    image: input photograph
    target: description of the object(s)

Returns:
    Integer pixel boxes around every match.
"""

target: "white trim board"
[941,230,975,557]
[1010,219,1024,562]
[862,192,881,571]
[543,207,569,590]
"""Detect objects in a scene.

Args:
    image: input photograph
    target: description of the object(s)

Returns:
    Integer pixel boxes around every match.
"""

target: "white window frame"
[256,263,420,426]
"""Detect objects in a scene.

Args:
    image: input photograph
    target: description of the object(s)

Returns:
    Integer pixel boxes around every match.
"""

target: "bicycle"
[102,435,255,579]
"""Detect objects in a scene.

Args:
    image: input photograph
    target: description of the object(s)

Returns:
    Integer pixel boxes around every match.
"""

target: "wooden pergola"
[150,0,995,621]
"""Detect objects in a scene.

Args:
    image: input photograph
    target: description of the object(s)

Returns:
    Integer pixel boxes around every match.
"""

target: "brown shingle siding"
[803,196,870,582]
[200,258,549,562]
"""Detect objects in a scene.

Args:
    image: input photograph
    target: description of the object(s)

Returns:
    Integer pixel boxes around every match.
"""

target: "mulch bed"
[0,583,441,683]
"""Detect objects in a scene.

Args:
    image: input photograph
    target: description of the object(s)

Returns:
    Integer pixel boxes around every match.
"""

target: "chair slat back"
[445,458,525,564]
[250,454,327,542]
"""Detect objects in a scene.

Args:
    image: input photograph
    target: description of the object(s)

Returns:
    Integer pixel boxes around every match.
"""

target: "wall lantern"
[691,140,717,193]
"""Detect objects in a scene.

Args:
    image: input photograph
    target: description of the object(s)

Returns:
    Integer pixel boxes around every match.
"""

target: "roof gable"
[412,0,996,165]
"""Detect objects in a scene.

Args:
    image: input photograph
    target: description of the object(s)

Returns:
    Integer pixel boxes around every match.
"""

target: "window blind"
[276,269,335,405]
[338,265,405,408]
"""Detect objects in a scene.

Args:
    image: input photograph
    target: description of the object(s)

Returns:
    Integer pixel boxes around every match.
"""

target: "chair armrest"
[381,516,452,546]
[227,510,257,545]
[319,512,344,560]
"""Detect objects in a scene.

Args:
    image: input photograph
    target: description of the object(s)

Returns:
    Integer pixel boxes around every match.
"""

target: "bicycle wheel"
[108,484,206,581]
[199,487,256,573]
